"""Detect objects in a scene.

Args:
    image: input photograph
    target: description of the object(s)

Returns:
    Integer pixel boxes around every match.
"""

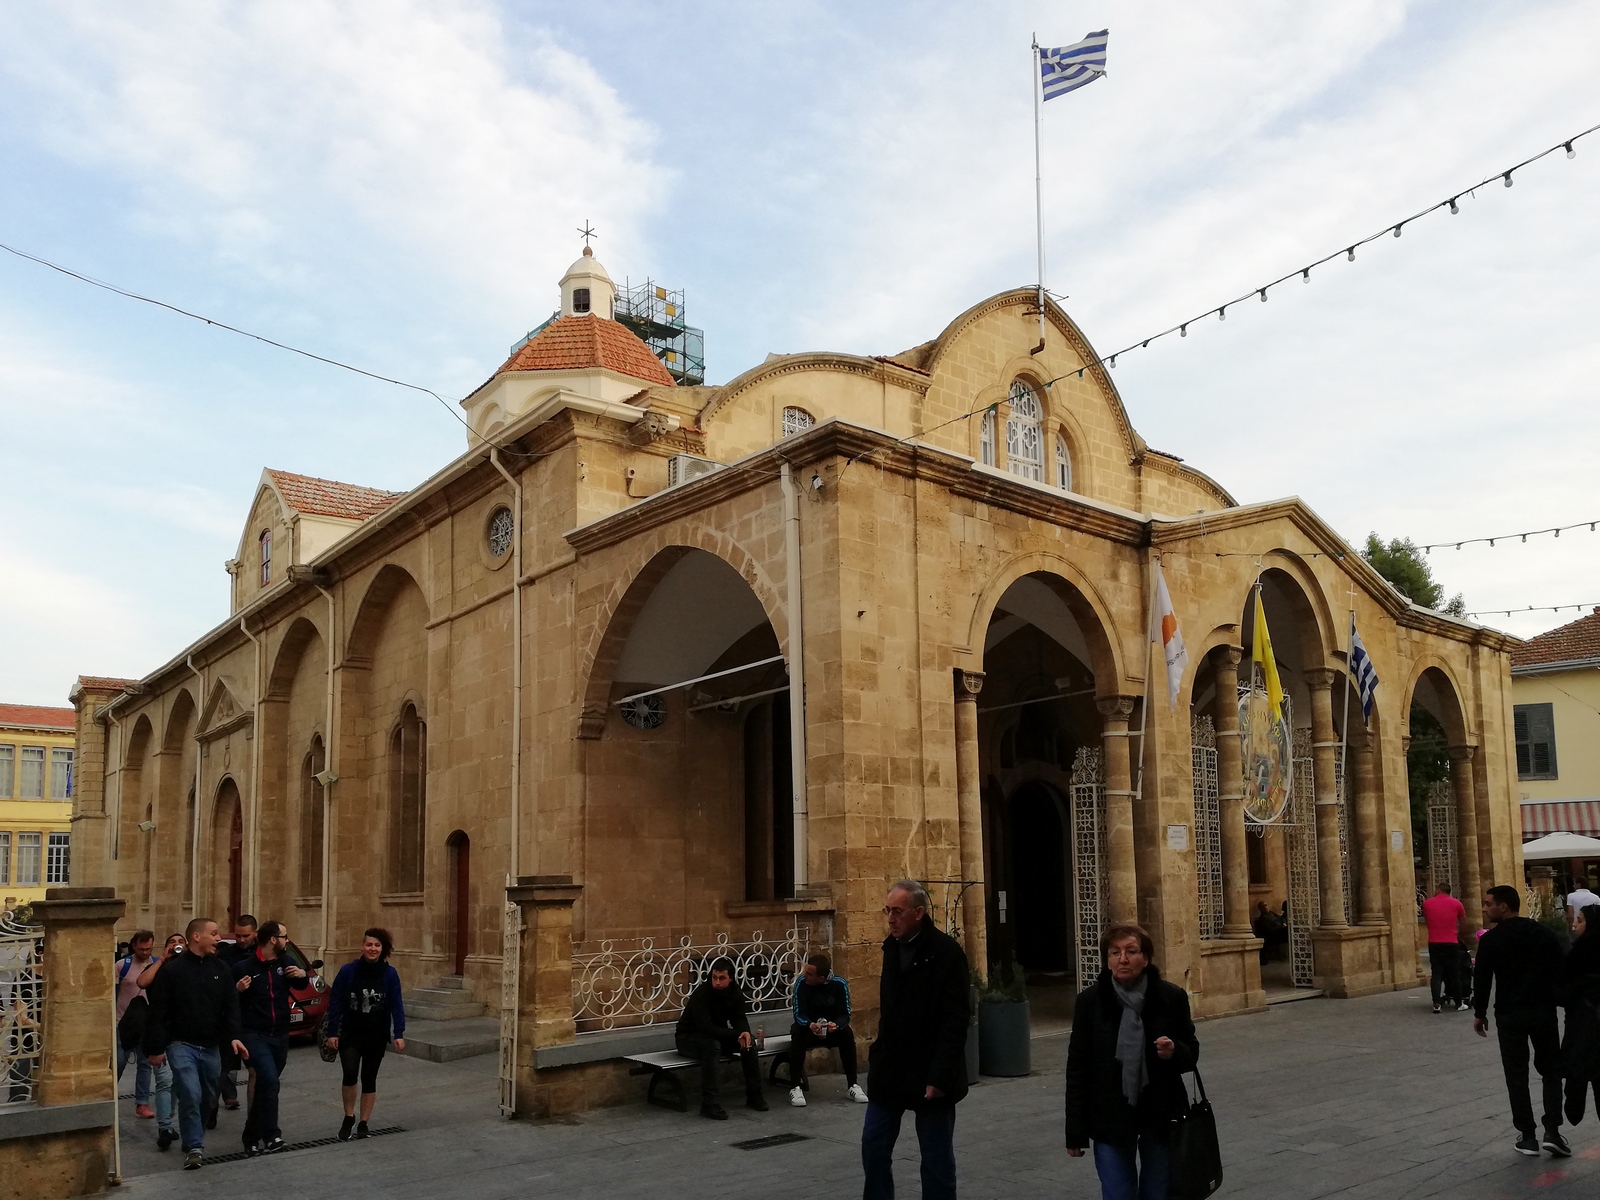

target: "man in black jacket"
[862,879,970,1200]
[232,920,306,1155]
[1474,885,1569,1158]
[143,917,248,1170]
[674,957,767,1119]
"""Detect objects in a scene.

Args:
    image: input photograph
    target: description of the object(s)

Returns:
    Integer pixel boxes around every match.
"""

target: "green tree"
[1362,534,1466,616]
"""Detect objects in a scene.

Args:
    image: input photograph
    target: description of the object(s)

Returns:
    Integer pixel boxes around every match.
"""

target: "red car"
[282,940,329,1041]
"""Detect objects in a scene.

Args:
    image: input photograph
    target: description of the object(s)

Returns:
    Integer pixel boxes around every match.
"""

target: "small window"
[0,745,12,798]
[487,506,514,559]
[1006,380,1043,481]
[19,747,44,799]
[573,287,591,314]
[0,832,10,885]
[50,748,74,800]
[979,409,996,466]
[260,530,272,586]
[1055,433,1072,491]
[16,832,41,886]
[1514,703,1558,779]
[45,832,70,884]
[1246,832,1268,885]
[781,406,815,438]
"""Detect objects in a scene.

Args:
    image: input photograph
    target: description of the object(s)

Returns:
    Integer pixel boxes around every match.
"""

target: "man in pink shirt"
[1421,884,1469,1013]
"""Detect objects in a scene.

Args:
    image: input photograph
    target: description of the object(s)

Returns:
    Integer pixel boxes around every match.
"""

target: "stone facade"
[70,267,1522,1114]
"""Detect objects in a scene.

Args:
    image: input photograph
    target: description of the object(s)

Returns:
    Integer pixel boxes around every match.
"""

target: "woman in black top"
[325,928,406,1141]
[1562,904,1600,1124]
[1064,923,1199,1199]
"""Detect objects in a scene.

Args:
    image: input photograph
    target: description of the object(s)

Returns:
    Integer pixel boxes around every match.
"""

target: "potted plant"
[977,965,1031,1077]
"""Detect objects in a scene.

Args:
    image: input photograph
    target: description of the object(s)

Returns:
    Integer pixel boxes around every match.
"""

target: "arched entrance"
[1405,665,1481,925]
[1006,781,1072,972]
[211,778,243,928]
[447,830,470,976]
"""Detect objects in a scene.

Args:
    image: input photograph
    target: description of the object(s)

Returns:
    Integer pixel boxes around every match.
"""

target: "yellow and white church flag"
[1150,560,1188,707]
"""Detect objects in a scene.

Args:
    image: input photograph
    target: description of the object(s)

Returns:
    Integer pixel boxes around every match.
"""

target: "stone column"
[1351,726,1387,926]
[507,875,582,1118]
[1450,746,1483,916]
[1212,648,1252,937]
[1098,695,1138,924]
[953,669,987,971]
[1305,670,1349,929]
[31,887,126,1107]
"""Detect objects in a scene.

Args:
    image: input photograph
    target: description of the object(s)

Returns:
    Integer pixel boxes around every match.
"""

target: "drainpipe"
[186,656,204,911]
[238,617,263,912]
[314,585,337,967]
[488,449,524,882]
[107,708,122,862]
[779,461,809,892]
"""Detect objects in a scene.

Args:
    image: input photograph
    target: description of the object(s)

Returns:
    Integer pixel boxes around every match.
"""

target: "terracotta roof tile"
[266,470,407,521]
[1510,608,1600,668]
[495,315,676,387]
[0,703,77,730]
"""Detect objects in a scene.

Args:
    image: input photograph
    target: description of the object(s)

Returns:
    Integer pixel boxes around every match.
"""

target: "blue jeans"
[116,1037,152,1105]
[240,1032,289,1145]
[119,1039,175,1131]
[861,1100,956,1200]
[165,1042,220,1152]
[1093,1132,1171,1200]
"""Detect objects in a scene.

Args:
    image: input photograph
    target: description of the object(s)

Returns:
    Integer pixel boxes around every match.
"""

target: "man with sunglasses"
[231,920,307,1155]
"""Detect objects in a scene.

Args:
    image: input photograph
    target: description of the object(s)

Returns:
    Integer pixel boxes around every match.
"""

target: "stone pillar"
[1450,746,1483,917]
[953,669,987,971]
[507,875,582,1118]
[31,887,126,1107]
[1351,726,1387,926]
[1212,648,1252,937]
[1098,695,1138,924]
[1305,670,1349,929]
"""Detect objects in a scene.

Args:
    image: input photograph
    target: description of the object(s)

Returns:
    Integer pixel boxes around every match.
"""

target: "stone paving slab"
[115,986,1600,1198]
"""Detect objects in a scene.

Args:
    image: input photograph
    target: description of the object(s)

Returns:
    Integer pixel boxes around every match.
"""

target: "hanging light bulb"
[1108,355,1116,368]
[1218,306,1226,321]
[1347,247,1356,261]
[1503,171,1513,187]
[1141,339,1150,348]
[1179,324,1188,337]
[1567,142,1577,159]
[1449,197,1459,214]
[1302,268,1310,283]
[1393,224,1403,237]
[1258,288,1267,302]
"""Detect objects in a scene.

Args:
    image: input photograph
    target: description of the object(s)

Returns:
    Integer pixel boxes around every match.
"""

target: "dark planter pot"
[978,999,1031,1076]
[965,985,980,1084]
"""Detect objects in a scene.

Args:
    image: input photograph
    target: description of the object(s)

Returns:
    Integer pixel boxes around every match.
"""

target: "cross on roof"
[578,221,597,249]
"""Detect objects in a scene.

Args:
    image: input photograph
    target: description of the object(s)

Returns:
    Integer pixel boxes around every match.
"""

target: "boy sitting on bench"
[675,957,768,1119]
[785,952,868,1106]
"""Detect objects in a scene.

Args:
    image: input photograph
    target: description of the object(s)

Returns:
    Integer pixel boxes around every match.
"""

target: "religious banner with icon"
[1240,590,1292,824]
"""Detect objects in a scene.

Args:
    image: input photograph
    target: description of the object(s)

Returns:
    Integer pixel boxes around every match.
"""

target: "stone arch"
[119,714,155,875]
[267,616,326,700]
[261,615,327,913]
[162,688,198,754]
[347,563,429,667]
[209,775,244,927]
[1239,556,1337,673]
[1400,657,1473,746]
[960,550,1127,688]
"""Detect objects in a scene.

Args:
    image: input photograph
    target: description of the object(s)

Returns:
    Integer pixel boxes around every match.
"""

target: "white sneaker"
[789,1086,807,1108]
[847,1084,869,1104]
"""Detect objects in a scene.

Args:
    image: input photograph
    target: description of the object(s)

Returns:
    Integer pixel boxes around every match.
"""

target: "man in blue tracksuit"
[784,952,867,1106]
[231,920,307,1155]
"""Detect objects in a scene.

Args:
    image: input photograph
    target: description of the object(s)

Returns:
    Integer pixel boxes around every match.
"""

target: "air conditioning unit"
[667,454,722,488]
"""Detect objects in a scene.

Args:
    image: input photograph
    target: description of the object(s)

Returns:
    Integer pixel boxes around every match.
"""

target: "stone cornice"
[695,352,933,427]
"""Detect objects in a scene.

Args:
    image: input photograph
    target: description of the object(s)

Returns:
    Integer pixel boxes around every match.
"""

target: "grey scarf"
[1111,973,1149,1107]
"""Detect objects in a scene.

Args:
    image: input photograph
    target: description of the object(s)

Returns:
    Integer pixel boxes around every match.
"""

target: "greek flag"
[1349,618,1379,723]
[1040,30,1109,100]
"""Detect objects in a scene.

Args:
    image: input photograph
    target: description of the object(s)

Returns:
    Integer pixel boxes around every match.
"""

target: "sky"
[1,1,1598,705]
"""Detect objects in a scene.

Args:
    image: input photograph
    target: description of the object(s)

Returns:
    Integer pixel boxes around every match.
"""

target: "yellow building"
[0,703,78,909]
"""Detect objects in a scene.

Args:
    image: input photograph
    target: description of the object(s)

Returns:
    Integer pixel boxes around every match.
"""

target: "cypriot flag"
[1150,561,1189,706]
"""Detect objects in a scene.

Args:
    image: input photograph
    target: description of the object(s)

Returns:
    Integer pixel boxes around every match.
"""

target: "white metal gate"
[1192,716,1224,940]
[1070,745,1108,991]
[0,912,45,1106]
[498,899,522,1117]
[1286,727,1319,987]
[1427,778,1457,899]
[1335,757,1353,926]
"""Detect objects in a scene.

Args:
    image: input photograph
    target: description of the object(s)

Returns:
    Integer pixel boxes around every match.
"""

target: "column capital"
[1096,694,1137,721]
[953,669,985,700]
[1448,744,1477,763]
[1219,645,1244,668]
[1304,667,1337,690]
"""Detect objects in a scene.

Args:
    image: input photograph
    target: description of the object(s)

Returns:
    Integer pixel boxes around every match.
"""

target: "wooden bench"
[626,1034,793,1112]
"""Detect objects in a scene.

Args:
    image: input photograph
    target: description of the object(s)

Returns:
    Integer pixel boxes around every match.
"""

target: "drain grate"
[731,1132,811,1151]
[199,1125,406,1164]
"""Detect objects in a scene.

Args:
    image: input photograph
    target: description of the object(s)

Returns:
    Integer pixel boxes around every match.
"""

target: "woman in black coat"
[1561,903,1600,1124]
[1065,923,1199,1200]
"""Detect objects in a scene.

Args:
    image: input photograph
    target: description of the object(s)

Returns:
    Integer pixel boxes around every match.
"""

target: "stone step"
[405,986,485,1021]
[436,974,469,990]
[399,1016,500,1063]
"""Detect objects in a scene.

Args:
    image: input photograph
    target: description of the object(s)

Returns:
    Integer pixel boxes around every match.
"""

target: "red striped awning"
[1521,800,1600,838]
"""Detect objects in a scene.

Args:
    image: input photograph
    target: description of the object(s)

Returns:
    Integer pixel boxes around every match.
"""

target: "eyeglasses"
[882,906,925,917]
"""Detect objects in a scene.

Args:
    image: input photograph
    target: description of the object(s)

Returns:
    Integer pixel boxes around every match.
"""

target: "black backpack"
[115,958,149,1049]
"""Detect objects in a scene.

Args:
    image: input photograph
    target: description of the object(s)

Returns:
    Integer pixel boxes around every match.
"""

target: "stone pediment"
[198,677,253,742]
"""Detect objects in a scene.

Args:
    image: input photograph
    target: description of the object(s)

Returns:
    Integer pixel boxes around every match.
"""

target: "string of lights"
[1465,601,1600,619]
[1418,518,1599,553]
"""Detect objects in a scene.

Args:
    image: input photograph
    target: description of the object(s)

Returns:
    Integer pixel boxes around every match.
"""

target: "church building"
[69,245,1524,1114]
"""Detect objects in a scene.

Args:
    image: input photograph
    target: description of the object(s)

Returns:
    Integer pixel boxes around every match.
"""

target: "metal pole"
[1032,36,1047,350]
[1133,553,1158,801]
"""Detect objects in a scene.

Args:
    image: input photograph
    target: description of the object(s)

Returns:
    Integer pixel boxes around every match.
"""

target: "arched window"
[781,406,815,438]
[299,735,325,898]
[1006,380,1043,481]
[183,782,195,903]
[979,409,996,466]
[1055,432,1072,491]
[387,704,427,893]
[259,530,272,586]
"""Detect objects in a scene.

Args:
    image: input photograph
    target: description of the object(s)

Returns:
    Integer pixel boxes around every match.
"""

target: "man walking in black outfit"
[1474,884,1570,1158]
[784,952,868,1106]
[231,920,306,1155]
[675,957,768,1119]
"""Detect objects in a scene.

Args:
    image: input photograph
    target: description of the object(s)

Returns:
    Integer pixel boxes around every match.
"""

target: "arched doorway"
[211,778,243,928]
[1405,666,1480,926]
[1007,781,1071,972]
[447,830,470,976]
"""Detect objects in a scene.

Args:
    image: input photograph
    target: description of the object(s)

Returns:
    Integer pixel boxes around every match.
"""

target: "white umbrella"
[1521,831,1600,861]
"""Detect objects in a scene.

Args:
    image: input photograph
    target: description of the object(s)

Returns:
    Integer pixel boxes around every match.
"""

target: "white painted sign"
[1390,830,1405,852]
[1167,824,1190,851]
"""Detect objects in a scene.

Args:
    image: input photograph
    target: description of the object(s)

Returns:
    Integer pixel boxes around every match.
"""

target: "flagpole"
[1031,35,1047,352]
[1339,601,1355,809]
[1133,552,1158,803]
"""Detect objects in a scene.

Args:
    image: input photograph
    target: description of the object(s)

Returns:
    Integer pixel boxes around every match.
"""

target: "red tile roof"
[1510,608,1600,669]
[0,703,77,731]
[266,470,407,521]
[495,315,676,387]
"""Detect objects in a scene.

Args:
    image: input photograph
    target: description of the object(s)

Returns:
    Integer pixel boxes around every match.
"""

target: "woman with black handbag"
[1064,923,1202,1199]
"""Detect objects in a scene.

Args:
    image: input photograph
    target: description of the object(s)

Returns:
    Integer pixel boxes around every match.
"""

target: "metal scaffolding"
[616,278,706,385]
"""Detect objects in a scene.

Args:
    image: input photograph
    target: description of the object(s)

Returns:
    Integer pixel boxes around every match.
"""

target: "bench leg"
[647,1068,688,1113]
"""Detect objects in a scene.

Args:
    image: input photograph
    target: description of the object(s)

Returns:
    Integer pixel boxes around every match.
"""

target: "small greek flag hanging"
[1348,617,1380,723]
[1040,30,1109,100]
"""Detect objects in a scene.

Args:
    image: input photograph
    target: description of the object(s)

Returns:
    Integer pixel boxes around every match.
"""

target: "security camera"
[314,770,338,787]
[137,821,156,832]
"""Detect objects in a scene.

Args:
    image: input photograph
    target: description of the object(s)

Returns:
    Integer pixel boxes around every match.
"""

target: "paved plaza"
[116,987,1600,1199]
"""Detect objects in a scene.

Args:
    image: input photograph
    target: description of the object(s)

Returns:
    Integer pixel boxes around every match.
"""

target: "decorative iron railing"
[1191,717,1224,940]
[1427,778,1457,902]
[0,912,45,1107]
[572,925,812,1034]
[497,899,522,1117]
[1286,727,1319,988]
[1070,745,1108,991]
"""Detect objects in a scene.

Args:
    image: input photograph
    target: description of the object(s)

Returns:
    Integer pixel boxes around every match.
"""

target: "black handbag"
[318,1019,339,1063]
[1168,1067,1223,1200]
